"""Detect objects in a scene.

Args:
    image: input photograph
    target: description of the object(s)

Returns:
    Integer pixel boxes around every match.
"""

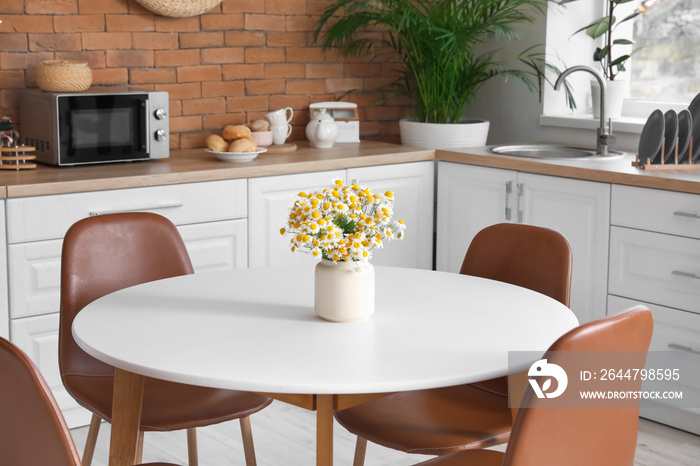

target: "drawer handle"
[89,202,183,217]
[671,270,700,280]
[668,343,700,355]
[673,211,700,219]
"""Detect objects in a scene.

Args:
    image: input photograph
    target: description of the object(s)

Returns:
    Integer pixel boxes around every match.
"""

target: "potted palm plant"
[314,0,574,149]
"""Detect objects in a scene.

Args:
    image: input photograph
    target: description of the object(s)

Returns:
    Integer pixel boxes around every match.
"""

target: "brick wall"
[0,0,413,149]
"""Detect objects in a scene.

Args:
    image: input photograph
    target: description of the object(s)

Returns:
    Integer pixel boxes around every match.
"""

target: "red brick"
[364,76,395,90]
[0,90,20,109]
[168,99,182,116]
[267,32,309,47]
[244,48,285,64]
[3,15,54,33]
[306,63,344,79]
[55,51,106,68]
[222,63,264,80]
[91,67,129,85]
[29,33,81,52]
[265,63,305,79]
[266,0,306,15]
[365,106,403,121]
[177,65,222,83]
[222,0,265,14]
[79,0,129,14]
[155,16,200,32]
[287,79,325,95]
[201,14,244,31]
[82,32,132,50]
[169,133,181,150]
[287,15,318,32]
[180,132,210,149]
[201,47,244,65]
[1,51,53,70]
[106,14,155,32]
[155,82,201,100]
[224,31,265,47]
[345,63,382,78]
[170,115,202,133]
[26,0,77,15]
[326,78,364,93]
[127,0,152,15]
[285,47,325,63]
[270,95,309,113]
[0,34,28,52]
[306,1,332,16]
[106,50,154,67]
[360,121,381,137]
[225,95,268,112]
[180,32,225,49]
[0,70,26,88]
[130,67,177,84]
[245,14,285,32]
[54,15,105,32]
[203,113,246,130]
[202,80,245,98]
[0,0,24,14]
[155,49,200,67]
[245,79,285,96]
[182,97,227,115]
[133,32,179,50]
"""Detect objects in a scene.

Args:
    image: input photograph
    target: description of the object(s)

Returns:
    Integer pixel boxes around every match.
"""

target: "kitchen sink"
[489,144,625,160]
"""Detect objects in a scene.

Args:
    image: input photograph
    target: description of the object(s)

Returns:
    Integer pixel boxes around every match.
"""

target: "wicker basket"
[135,0,223,17]
[36,60,92,92]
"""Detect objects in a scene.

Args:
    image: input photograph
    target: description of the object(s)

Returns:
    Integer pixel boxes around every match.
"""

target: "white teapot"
[306,109,339,148]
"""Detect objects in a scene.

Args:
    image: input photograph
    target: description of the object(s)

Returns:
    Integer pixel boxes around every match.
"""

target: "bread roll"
[250,119,269,132]
[223,125,252,140]
[229,138,258,153]
[206,134,228,152]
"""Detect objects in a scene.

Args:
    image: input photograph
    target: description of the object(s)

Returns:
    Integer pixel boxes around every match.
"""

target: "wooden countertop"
[1,140,700,198]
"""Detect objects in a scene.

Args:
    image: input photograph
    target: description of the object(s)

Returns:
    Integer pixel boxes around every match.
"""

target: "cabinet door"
[10,313,92,428]
[519,173,610,323]
[436,162,516,273]
[347,162,434,269]
[179,220,248,273]
[248,170,345,268]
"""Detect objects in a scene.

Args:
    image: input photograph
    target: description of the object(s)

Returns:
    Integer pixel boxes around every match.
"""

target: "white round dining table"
[73,266,578,466]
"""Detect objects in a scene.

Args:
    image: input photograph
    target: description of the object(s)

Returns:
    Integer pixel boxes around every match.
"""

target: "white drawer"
[609,227,700,314]
[7,179,247,243]
[611,185,700,239]
[608,295,700,435]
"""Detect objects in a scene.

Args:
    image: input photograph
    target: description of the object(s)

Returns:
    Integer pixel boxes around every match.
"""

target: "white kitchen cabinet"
[347,162,434,269]
[436,162,610,324]
[0,201,8,339]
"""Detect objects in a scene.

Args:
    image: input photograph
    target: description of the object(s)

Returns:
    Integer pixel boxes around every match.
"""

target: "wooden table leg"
[109,368,144,466]
[316,394,334,466]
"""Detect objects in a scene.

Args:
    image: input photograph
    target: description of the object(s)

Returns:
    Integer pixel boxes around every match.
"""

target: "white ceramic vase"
[399,118,490,150]
[591,79,627,119]
[314,259,375,323]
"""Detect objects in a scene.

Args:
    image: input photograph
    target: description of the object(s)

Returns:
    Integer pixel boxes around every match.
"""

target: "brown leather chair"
[0,335,177,466]
[59,213,272,466]
[334,223,573,465]
[416,306,655,466]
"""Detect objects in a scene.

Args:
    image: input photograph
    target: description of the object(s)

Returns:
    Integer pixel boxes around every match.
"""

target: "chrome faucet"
[554,66,615,156]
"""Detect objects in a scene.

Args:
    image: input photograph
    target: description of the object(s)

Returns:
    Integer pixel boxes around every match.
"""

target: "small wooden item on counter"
[0,145,37,170]
[266,142,297,154]
[633,137,700,171]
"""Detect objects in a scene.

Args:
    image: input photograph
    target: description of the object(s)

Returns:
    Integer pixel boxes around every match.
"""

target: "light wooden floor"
[70,401,700,466]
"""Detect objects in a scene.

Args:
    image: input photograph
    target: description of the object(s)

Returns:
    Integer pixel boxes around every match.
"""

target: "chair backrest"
[0,336,82,466]
[59,212,194,378]
[460,223,573,306]
[503,307,654,466]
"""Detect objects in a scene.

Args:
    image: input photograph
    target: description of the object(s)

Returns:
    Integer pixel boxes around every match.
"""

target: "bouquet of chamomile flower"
[280,179,406,262]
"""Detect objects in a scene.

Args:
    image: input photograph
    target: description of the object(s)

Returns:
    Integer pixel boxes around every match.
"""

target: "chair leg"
[82,414,101,466]
[136,431,145,464]
[353,437,368,466]
[187,428,199,466]
[240,416,257,466]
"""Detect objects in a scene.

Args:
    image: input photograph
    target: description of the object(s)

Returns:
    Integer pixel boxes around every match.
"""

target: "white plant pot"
[591,80,627,120]
[314,259,375,323]
[399,118,490,150]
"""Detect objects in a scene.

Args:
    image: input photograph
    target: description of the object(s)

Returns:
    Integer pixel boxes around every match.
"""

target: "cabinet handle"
[673,211,700,219]
[671,270,700,280]
[668,343,700,355]
[89,202,184,217]
[516,183,524,223]
[504,181,512,221]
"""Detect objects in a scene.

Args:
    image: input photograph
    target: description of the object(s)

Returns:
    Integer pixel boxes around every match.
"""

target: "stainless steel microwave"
[19,87,169,166]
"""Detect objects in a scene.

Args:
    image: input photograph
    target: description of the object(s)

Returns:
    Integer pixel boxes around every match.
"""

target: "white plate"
[206,148,267,162]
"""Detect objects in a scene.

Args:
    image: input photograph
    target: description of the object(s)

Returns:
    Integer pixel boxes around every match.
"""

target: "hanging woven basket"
[135,0,223,17]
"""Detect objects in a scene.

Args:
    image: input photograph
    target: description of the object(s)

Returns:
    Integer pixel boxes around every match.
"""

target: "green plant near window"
[570,0,647,81]
[314,0,575,124]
